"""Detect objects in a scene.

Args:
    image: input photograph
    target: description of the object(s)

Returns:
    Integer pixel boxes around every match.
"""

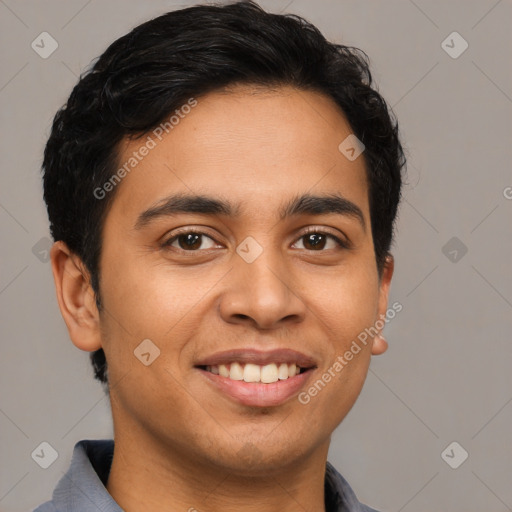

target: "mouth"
[196,362,310,382]
[194,348,317,407]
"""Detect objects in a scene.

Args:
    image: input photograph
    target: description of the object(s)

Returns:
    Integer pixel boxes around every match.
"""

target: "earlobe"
[372,254,395,356]
[50,241,102,352]
[371,333,388,355]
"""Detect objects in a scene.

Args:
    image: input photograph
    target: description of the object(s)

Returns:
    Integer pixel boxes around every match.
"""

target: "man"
[37,1,405,510]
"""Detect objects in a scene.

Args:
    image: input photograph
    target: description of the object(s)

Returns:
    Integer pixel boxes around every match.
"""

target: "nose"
[218,244,307,330]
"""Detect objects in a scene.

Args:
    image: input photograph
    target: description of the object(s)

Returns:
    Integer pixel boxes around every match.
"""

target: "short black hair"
[42,0,406,388]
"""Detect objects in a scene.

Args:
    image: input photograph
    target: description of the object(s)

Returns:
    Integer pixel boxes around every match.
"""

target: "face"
[73,85,392,475]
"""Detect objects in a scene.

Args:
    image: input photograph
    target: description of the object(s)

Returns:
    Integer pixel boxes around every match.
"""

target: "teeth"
[278,363,289,380]
[219,364,230,377]
[229,362,244,380]
[243,363,260,383]
[261,363,279,383]
[206,362,305,383]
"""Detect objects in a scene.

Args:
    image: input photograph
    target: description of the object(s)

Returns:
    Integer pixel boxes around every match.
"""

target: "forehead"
[109,85,369,224]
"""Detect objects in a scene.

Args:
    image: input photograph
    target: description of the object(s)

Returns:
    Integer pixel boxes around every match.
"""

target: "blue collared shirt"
[33,439,380,512]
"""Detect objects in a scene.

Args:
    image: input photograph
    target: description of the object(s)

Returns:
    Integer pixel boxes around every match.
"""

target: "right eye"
[161,230,221,252]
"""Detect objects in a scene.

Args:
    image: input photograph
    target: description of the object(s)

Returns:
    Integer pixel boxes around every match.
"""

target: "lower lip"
[197,368,315,407]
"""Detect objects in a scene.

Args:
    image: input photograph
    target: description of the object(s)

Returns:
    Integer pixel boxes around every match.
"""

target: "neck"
[106,427,330,512]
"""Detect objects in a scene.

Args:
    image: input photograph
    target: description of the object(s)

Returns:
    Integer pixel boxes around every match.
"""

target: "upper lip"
[194,348,317,368]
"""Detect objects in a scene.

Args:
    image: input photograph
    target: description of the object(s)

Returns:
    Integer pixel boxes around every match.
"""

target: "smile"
[202,362,305,383]
[194,348,317,406]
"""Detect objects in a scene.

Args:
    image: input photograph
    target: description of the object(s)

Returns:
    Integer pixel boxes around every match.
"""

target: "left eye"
[292,232,346,251]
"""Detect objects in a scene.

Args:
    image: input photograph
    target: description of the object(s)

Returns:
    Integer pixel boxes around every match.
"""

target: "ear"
[50,241,102,352]
[371,254,394,356]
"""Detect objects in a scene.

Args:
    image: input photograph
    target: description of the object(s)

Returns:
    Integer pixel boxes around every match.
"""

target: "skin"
[50,85,393,512]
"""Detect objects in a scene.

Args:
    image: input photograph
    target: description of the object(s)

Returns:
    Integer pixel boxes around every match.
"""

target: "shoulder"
[360,505,381,512]
[32,501,57,512]
[325,461,382,512]
[31,439,117,512]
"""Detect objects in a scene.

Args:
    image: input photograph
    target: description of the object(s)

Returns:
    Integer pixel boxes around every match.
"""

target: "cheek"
[101,254,208,329]
[98,260,208,427]
[298,270,378,430]
[98,256,224,374]
[304,259,380,347]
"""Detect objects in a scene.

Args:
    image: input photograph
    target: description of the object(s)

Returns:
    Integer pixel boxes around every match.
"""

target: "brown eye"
[303,233,328,250]
[163,231,217,251]
[293,230,348,251]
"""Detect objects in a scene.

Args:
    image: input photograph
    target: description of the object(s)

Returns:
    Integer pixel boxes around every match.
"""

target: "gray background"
[1,1,511,511]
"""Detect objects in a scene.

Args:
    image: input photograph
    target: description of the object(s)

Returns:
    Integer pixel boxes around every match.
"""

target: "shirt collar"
[324,460,379,512]
[40,439,377,512]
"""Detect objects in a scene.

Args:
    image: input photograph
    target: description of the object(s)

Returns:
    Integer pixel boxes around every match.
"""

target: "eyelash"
[161,227,350,252]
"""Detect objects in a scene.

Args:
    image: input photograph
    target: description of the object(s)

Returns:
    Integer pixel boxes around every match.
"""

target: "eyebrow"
[133,192,366,231]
